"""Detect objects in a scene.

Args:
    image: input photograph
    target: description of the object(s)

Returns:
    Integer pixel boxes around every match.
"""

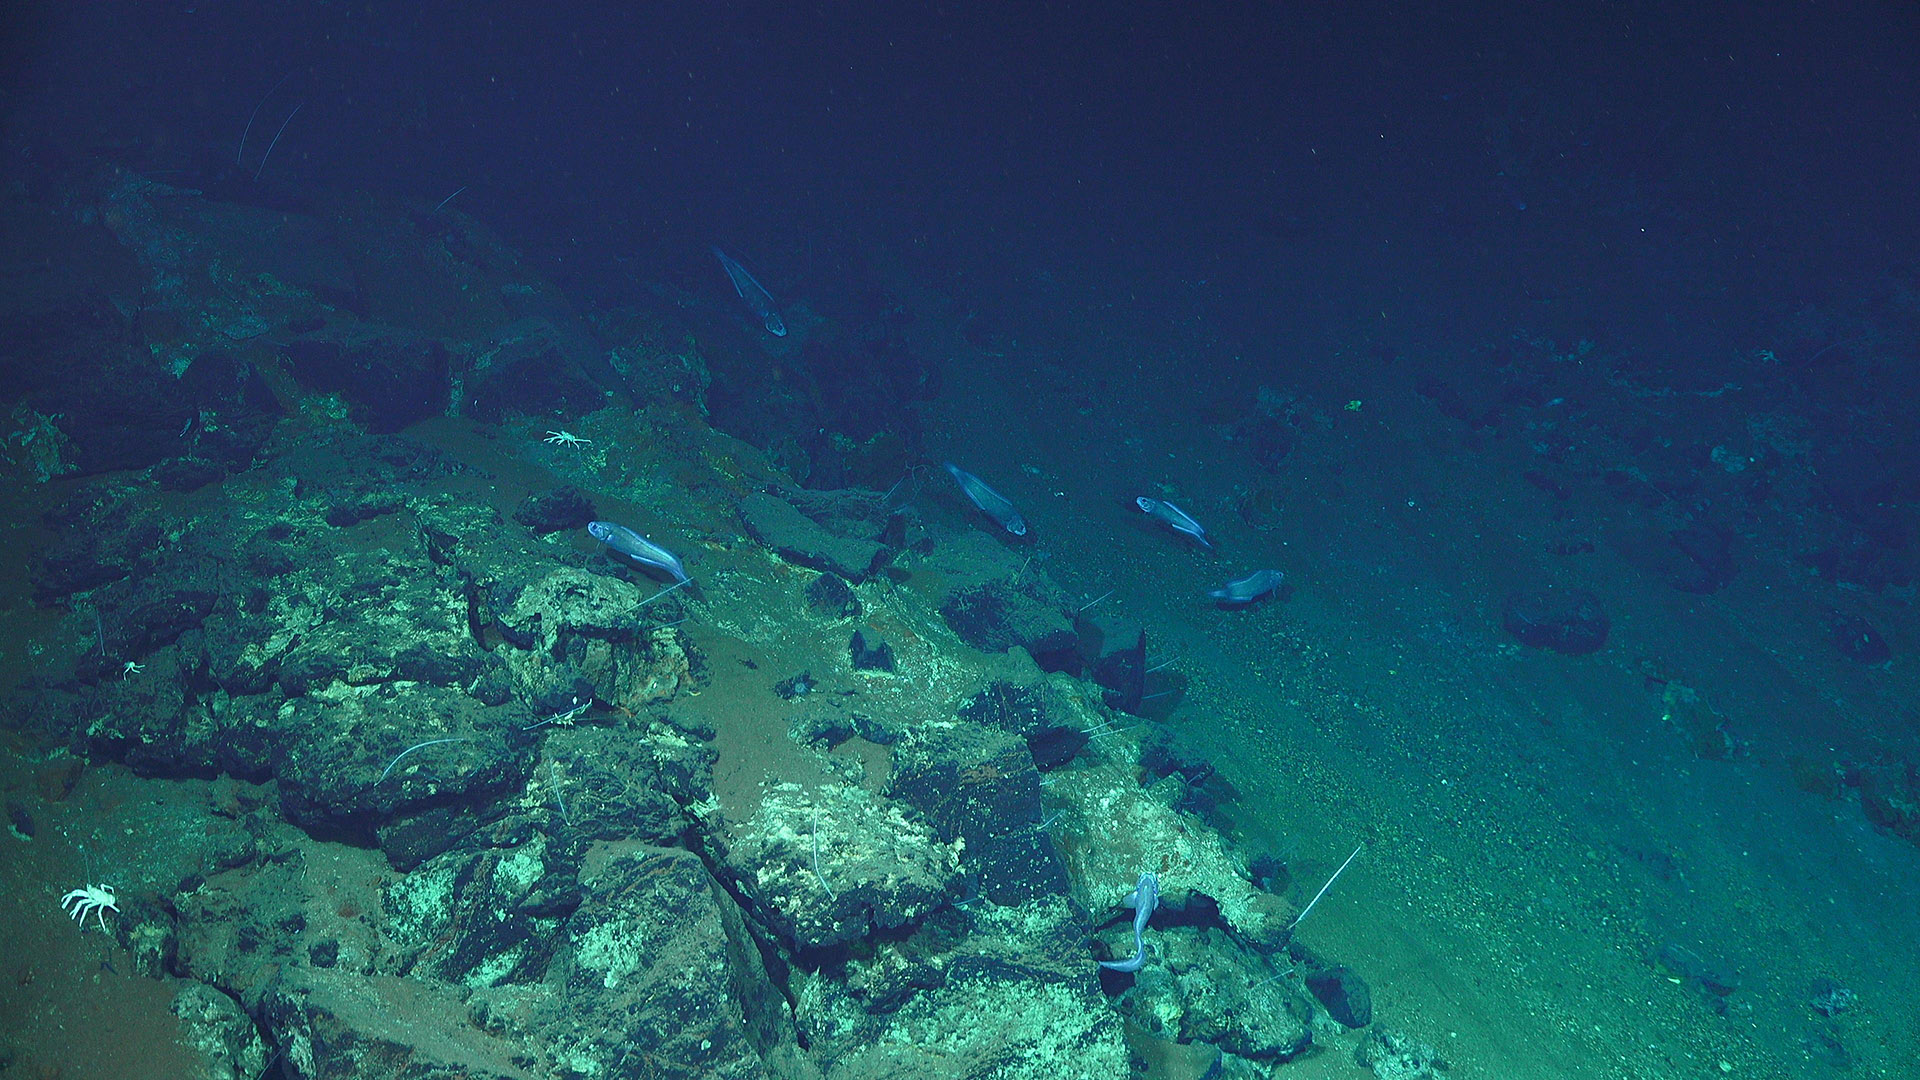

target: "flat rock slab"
[739,491,886,581]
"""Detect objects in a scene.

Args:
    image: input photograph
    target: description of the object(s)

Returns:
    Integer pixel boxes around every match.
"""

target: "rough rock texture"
[260,968,537,1080]
[493,844,796,1080]
[157,719,796,1080]
[464,316,623,423]
[1356,1028,1449,1079]
[1117,926,1314,1062]
[938,580,1078,670]
[282,323,451,434]
[740,491,887,582]
[171,981,271,1080]
[0,161,1396,1080]
[795,895,1126,1078]
[1305,963,1373,1028]
[492,566,695,711]
[513,484,597,535]
[804,571,862,619]
[1500,586,1610,655]
[720,782,964,951]
[1050,762,1295,953]
[888,723,1068,906]
[276,682,534,862]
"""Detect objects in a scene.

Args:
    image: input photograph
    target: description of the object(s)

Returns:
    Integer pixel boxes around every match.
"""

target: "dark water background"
[3,2,1918,1077]
[10,1,1916,370]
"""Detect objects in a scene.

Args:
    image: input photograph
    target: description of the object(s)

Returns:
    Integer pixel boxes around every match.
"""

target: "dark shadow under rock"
[888,724,1067,906]
[804,571,861,619]
[1501,586,1609,655]
[849,629,896,672]
[281,323,451,435]
[1116,925,1315,1062]
[740,491,886,582]
[513,485,597,535]
[939,581,1077,668]
[1830,611,1891,663]
[272,684,534,859]
[1305,964,1373,1028]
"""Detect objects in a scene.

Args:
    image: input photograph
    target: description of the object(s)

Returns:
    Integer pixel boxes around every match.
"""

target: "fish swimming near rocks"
[588,520,690,583]
[1209,569,1284,605]
[1097,871,1160,972]
[712,246,787,337]
[943,463,1027,536]
[1135,497,1211,548]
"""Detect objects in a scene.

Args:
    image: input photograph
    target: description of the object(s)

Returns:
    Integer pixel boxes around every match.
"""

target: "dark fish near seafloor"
[1135,496,1211,548]
[1209,569,1283,604]
[943,462,1027,536]
[713,246,787,337]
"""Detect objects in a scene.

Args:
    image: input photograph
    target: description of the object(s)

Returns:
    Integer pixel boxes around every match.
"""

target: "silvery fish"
[943,462,1027,536]
[588,520,690,583]
[712,246,787,337]
[1135,496,1211,548]
[1097,871,1159,972]
[1209,569,1283,604]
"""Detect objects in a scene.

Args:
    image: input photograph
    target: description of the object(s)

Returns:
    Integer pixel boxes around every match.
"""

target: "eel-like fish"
[712,246,787,337]
[1135,496,1212,548]
[1209,569,1284,604]
[588,520,690,583]
[943,463,1027,536]
[1097,871,1160,972]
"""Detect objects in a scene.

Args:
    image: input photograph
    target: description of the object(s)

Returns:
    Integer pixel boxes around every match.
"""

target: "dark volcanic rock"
[958,680,1087,771]
[1501,587,1609,655]
[1830,612,1891,663]
[849,629,896,672]
[152,456,227,492]
[938,581,1077,667]
[463,317,619,423]
[717,783,963,951]
[1238,414,1299,470]
[1669,523,1736,594]
[1090,627,1147,715]
[513,485,597,535]
[804,571,861,618]
[1306,964,1373,1028]
[282,324,450,434]
[888,724,1066,906]
[739,491,886,581]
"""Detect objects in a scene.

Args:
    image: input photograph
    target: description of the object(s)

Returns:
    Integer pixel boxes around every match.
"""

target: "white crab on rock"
[543,430,592,448]
[60,883,119,932]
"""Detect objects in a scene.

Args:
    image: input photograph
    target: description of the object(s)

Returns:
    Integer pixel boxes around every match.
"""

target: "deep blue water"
[3,3,1918,1077]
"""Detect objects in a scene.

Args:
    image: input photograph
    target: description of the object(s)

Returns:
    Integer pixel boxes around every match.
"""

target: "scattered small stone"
[775,671,817,699]
[1356,1027,1446,1079]
[1809,977,1856,1017]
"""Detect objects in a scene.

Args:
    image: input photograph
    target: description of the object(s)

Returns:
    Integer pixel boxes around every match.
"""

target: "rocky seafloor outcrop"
[7,425,1381,1079]
[0,166,1407,1080]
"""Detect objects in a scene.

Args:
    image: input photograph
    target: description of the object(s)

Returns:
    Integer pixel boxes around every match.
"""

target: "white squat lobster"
[543,430,592,448]
[60,882,120,932]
